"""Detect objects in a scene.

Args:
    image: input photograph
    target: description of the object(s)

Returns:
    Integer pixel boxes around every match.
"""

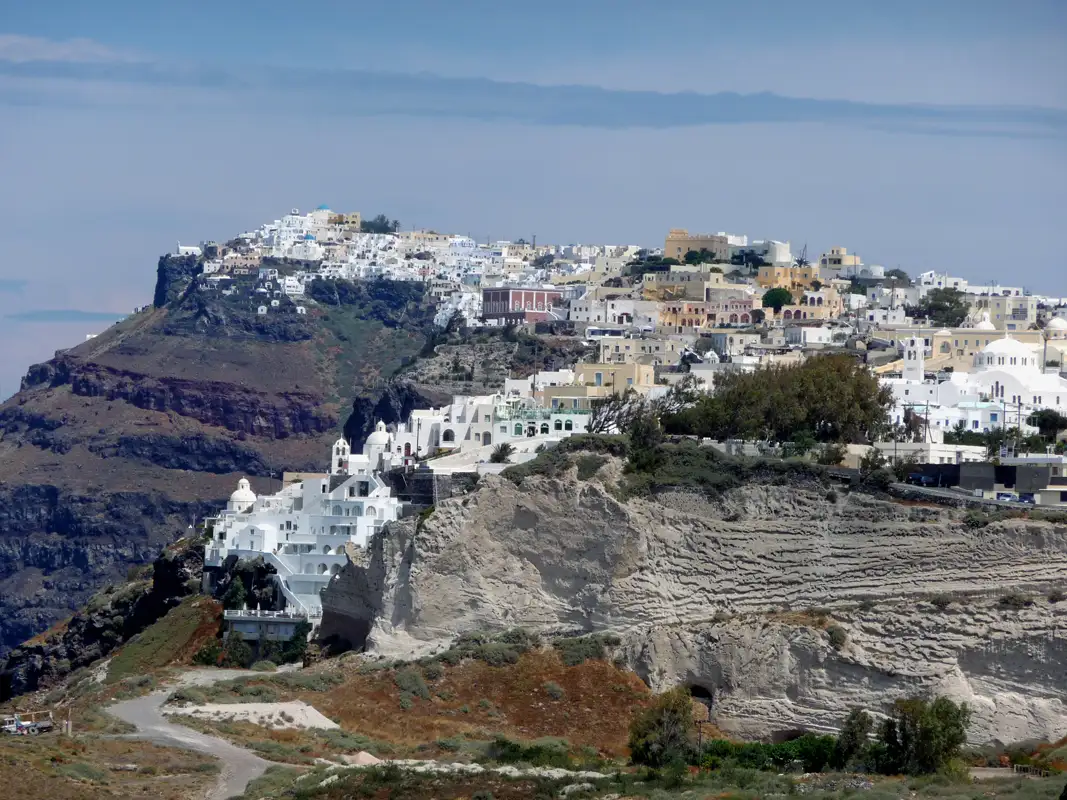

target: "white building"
[204,432,403,621]
[883,334,1067,434]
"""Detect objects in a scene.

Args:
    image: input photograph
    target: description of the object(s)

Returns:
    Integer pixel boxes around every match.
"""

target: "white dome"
[973,311,996,331]
[974,336,1039,371]
[366,420,390,446]
[229,477,257,504]
[1046,317,1067,331]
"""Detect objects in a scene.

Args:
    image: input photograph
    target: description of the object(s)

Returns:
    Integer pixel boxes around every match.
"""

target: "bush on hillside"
[873,697,970,775]
[628,687,696,768]
[553,633,621,667]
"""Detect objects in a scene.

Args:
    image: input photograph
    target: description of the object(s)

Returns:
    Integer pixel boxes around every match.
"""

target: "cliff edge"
[321,449,1067,744]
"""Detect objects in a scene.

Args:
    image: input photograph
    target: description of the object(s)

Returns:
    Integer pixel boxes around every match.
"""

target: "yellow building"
[818,247,861,270]
[664,229,730,262]
[779,286,844,321]
[643,266,728,301]
[599,336,686,365]
[540,363,656,410]
[757,264,821,291]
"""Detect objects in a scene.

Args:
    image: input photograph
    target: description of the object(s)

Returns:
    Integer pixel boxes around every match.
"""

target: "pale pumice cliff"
[320,456,1067,744]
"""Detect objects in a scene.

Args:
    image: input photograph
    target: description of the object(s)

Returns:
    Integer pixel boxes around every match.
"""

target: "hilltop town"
[3,204,1066,800]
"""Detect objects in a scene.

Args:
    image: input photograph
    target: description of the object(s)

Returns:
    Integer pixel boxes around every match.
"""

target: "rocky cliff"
[0,257,440,657]
[321,452,1067,744]
[0,254,595,660]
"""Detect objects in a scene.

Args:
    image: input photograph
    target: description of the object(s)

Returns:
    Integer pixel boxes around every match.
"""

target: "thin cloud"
[6,309,125,323]
[0,34,138,64]
[0,280,26,293]
[0,49,1063,138]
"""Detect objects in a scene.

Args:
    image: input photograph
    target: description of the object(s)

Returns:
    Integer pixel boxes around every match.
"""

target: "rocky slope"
[321,451,1067,744]
[0,257,435,657]
[0,254,594,659]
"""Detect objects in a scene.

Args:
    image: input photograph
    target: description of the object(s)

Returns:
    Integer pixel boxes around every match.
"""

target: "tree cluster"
[909,288,970,327]
[360,213,400,234]
[629,689,970,777]
[662,355,893,445]
[761,287,793,312]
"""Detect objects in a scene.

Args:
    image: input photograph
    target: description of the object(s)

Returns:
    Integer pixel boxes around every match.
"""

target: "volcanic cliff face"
[321,455,1067,744]
[0,256,438,657]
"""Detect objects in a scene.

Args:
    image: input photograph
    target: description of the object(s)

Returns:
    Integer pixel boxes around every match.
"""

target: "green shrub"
[268,672,343,692]
[488,734,571,768]
[399,694,413,710]
[422,661,444,681]
[251,660,277,672]
[628,687,695,768]
[394,668,430,700]
[168,687,207,705]
[830,708,873,769]
[875,697,970,775]
[553,633,621,666]
[826,624,848,651]
[237,684,279,702]
[702,733,836,773]
[473,643,520,667]
[575,454,607,481]
[220,632,254,668]
[193,638,222,666]
[543,681,565,700]
[928,594,953,611]
[999,592,1034,610]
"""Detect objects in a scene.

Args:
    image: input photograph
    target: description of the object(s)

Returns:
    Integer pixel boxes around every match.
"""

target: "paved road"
[108,669,271,800]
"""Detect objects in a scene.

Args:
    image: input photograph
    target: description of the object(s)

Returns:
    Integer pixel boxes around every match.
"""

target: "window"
[514,423,523,436]
[442,429,455,443]
[564,419,573,431]
[554,419,562,431]
[595,372,603,386]
[973,421,979,429]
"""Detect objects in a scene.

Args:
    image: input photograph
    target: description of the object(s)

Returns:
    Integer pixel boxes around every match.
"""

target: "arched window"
[564,419,573,431]
[817,297,824,306]
[330,564,341,576]
[540,423,549,434]
[482,433,491,446]
[940,342,950,353]
[332,505,342,516]
[318,563,328,574]
[323,545,332,554]
[554,419,563,431]
[514,423,523,436]
[783,310,792,320]
[404,442,411,456]
[442,429,455,443]
[367,505,377,517]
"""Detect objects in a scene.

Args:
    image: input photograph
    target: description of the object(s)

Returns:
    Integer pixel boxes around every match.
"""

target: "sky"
[1,0,1065,398]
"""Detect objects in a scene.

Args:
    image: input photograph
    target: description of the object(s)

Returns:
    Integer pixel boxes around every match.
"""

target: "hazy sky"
[1,1,1065,397]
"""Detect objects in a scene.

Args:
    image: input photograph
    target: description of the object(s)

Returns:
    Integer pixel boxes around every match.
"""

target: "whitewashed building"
[204,431,403,621]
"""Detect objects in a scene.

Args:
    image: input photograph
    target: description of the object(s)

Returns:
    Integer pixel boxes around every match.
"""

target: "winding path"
[108,669,272,800]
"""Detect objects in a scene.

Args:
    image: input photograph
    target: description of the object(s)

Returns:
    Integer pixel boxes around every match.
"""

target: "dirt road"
[108,669,272,800]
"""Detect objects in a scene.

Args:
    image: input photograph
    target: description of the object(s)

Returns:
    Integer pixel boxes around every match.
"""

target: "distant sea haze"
[1,59,1063,139]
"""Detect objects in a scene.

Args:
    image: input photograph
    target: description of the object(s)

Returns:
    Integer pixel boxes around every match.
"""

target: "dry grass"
[176,648,651,759]
[0,735,217,800]
[310,649,649,757]
[106,596,222,683]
